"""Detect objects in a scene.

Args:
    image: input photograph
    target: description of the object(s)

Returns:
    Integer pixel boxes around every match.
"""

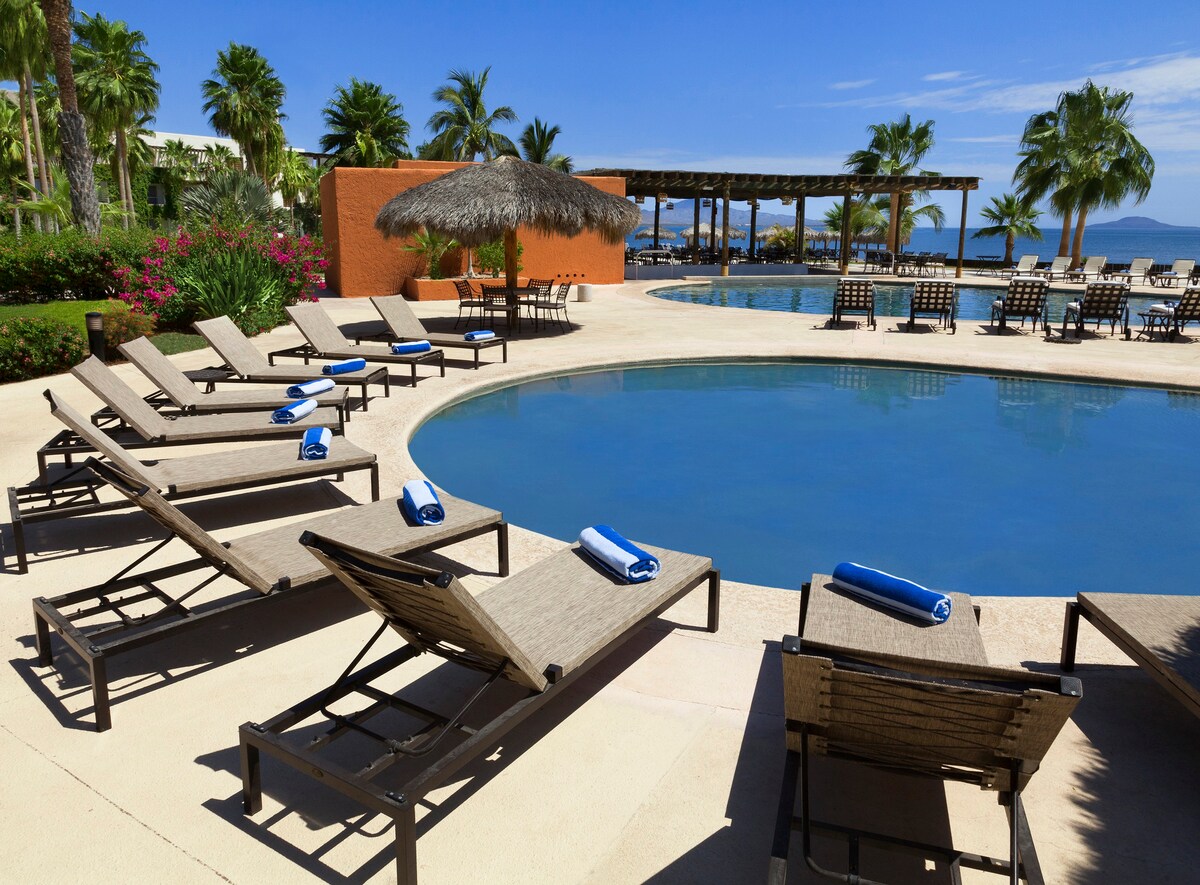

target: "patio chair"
[277,304,445,387]
[31,458,507,731]
[990,277,1050,334]
[118,335,352,416]
[828,278,875,329]
[1030,256,1071,282]
[1149,259,1195,288]
[1061,592,1200,721]
[194,316,390,410]
[1001,254,1038,278]
[7,390,377,574]
[769,575,1081,885]
[239,531,720,884]
[519,277,554,322]
[1063,255,1107,283]
[453,278,483,329]
[533,281,572,332]
[1061,281,1130,339]
[906,279,957,333]
[352,295,507,369]
[480,283,520,331]
[1110,256,1153,286]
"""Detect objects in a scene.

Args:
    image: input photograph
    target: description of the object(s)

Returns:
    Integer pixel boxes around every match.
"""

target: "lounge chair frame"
[907,280,957,333]
[990,279,1050,334]
[343,295,508,369]
[1110,257,1153,286]
[828,278,876,329]
[1149,259,1195,288]
[30,460,507,732]
[1061,282,1130,339]
[1062,256,1107,284]
[239,532,720,884]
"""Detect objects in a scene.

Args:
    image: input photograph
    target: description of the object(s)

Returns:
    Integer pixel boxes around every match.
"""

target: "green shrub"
[100,302,155,351]
[0,316,87,382]
[172,248,284,335]
[0,228,156,303]
[473,237,522,278]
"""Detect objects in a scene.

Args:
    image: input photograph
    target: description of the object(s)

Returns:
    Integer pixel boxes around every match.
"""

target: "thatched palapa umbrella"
[375,156,640,287]
[634,226,678,240]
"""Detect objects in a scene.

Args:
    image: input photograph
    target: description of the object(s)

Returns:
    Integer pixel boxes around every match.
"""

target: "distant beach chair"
[906,279,957,332]
[1150,259,1195,288]
[990,277,1050,334]
[1061,281,1131,339]
[1001,254,1038,278]
[1031,256,1071,282]
[1111,256,1154,286]
[828,278,876,329]
[1064,255,1107,283]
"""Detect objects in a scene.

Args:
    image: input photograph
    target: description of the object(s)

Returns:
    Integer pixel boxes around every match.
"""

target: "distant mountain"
[1087,216,1199,231]
[639,199,821,229]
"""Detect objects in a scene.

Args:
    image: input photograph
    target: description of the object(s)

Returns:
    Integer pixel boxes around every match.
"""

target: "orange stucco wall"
[320,161,628,298]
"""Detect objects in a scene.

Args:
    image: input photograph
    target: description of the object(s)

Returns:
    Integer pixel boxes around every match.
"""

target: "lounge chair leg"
[497,522,509,577]
[1060,601,1081,671]
[707,569,721,633]
[33,601,52,666]
[240,735,262,814]
[89,650,111,732]
[394,804,419,884]
[768,749,800,885]
[370,463,380,502]
[12,508,28,574]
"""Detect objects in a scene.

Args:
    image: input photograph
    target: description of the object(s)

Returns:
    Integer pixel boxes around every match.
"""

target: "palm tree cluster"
[1014,80,1154,269]
[202,43,286,184]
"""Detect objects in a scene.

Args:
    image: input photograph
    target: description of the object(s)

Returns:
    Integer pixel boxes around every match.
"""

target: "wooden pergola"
[582,168,981,277]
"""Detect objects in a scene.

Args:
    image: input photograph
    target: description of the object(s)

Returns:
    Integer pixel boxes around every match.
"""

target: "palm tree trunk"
[888,192,901,253]
[1005,232,1015,266]
[24,66,50,203]
[41,0,100,235]
[113,139,129,230]
[17,78,43,234]
[12,185,22,239]
[1057,211,1072,258]
[1070,204,1089,270]
[117,126,136,226]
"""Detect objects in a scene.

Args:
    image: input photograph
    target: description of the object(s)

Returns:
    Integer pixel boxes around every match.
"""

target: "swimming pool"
[650,278,1163,324]
[410,363,1198,596]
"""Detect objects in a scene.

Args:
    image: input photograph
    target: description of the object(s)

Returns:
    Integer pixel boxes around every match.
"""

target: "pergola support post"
[956,188,969,279]
[839,193,852,275]
[710,198,718,262]
[793,195,805,264]
[653,199,661,250]
[692,196,701,264]
[748,198,758,261]
[720,185,731,277]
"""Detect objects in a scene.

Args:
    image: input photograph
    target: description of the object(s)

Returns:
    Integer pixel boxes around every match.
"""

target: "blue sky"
[18,0,1200,225]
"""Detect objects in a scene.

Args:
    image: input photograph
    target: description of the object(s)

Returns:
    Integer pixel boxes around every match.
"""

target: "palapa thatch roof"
[634,226,678,240]
[374,155,640,247]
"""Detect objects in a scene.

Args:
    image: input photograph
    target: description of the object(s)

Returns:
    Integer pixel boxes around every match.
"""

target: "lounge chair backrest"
[118,336,200,408]
[70,356,169,439]
[1048,256,1070,272]
[781,640,1081,793]
[86,458,273,593]
[911,280,955,310]
[835,278,874,309]
[1172,259,1195,276]
[369,295,427,339]
[1015,255,1037,271]
[43,390,155,483]
[1129,257,1153,273]
[1083,256,1107,273]
[285,303,351,353]
[1079,282,1129,319]
[300,532,549,692]
[1003,278,1049,313]
[1173,286,1200,322]
[193,316,270,373]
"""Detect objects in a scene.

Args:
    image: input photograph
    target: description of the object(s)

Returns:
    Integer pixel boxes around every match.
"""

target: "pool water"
[410,363,1199,596]
[651,278,1164,324]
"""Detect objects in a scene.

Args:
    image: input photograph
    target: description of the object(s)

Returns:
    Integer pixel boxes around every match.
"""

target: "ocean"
[628,224,1200,265]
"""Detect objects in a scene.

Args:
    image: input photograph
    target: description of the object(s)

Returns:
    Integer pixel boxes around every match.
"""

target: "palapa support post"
[504,228,520,289]
[957,188,969,279]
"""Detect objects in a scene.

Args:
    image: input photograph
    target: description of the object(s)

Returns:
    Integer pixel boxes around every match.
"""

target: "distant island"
[1086,216,1200,231]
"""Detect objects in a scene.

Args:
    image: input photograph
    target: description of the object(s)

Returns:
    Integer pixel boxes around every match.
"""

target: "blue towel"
[270,398,318,424]
[578,524,660,583]
[464,330,496,341]
[286,378,336,398]
[831,562,952,624]
[300,426,332,460]
[392,340,432,354]
[322,357,367,375]
[401,479,444,526]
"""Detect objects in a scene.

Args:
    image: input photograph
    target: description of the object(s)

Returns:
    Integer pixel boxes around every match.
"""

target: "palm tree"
[72,11,159,228]
[1,0,51,231]
[203,142,239,172]
[39,0,100,233]
[1014,108,1075,259]
[425,67,517,161]
[824,200,877,249]
[844,114,938,254]
[0,98,27,233]
[515,118,572,172]
[972,194,1043,265]
[158,137,196,213]
[276,148,321,228]
[320,79,409,167]
[201,43,287,183]
[180,167,277,226]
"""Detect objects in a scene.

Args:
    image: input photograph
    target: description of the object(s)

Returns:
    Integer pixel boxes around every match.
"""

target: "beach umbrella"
[634,226,678,240]
[679,222,746,243]
[375,155,640,287]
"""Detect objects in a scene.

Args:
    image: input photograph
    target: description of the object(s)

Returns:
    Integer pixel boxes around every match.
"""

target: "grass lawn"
[150,332,207,355]
[0,300,207,355]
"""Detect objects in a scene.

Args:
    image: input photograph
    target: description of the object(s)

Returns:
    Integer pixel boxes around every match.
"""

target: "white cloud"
[923,71,966,81]
[829,79,875,90]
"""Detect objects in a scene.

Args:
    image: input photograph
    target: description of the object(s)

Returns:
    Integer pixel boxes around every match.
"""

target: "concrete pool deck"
[1,279,1198,883]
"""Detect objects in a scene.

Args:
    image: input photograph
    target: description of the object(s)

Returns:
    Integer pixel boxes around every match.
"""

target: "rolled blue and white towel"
[300,426,332,460]
[286,377,336,398]
[464,330,496,341]
[831,562,951,624]
[578,524,660,584]
[392,340,432,355]
[1149,302,1177,316]
[271,398,318,424]
[401,479,444,525]
[322,357,367,375]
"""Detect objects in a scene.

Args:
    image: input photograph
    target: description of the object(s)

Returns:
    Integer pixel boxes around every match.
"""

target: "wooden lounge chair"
[346,295,508,369]
[118,335,351,416]
[1030,256,1071,282]
[31,458,507,731]
[1061,281,1130,339]
[275,303,445,387]
[194,315,390,410]
[1063,255,1107,283]
[828,278,875,329]
[239,531,720,883]
[8,390,378,574]
[1061,592,1199,720]
[1111,257,1153,286]
[1001,254,1038,278]
[906,279,957,332]
[769,576,1081,885]
[990,277,1050,334]
[1149,259,1195,288]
